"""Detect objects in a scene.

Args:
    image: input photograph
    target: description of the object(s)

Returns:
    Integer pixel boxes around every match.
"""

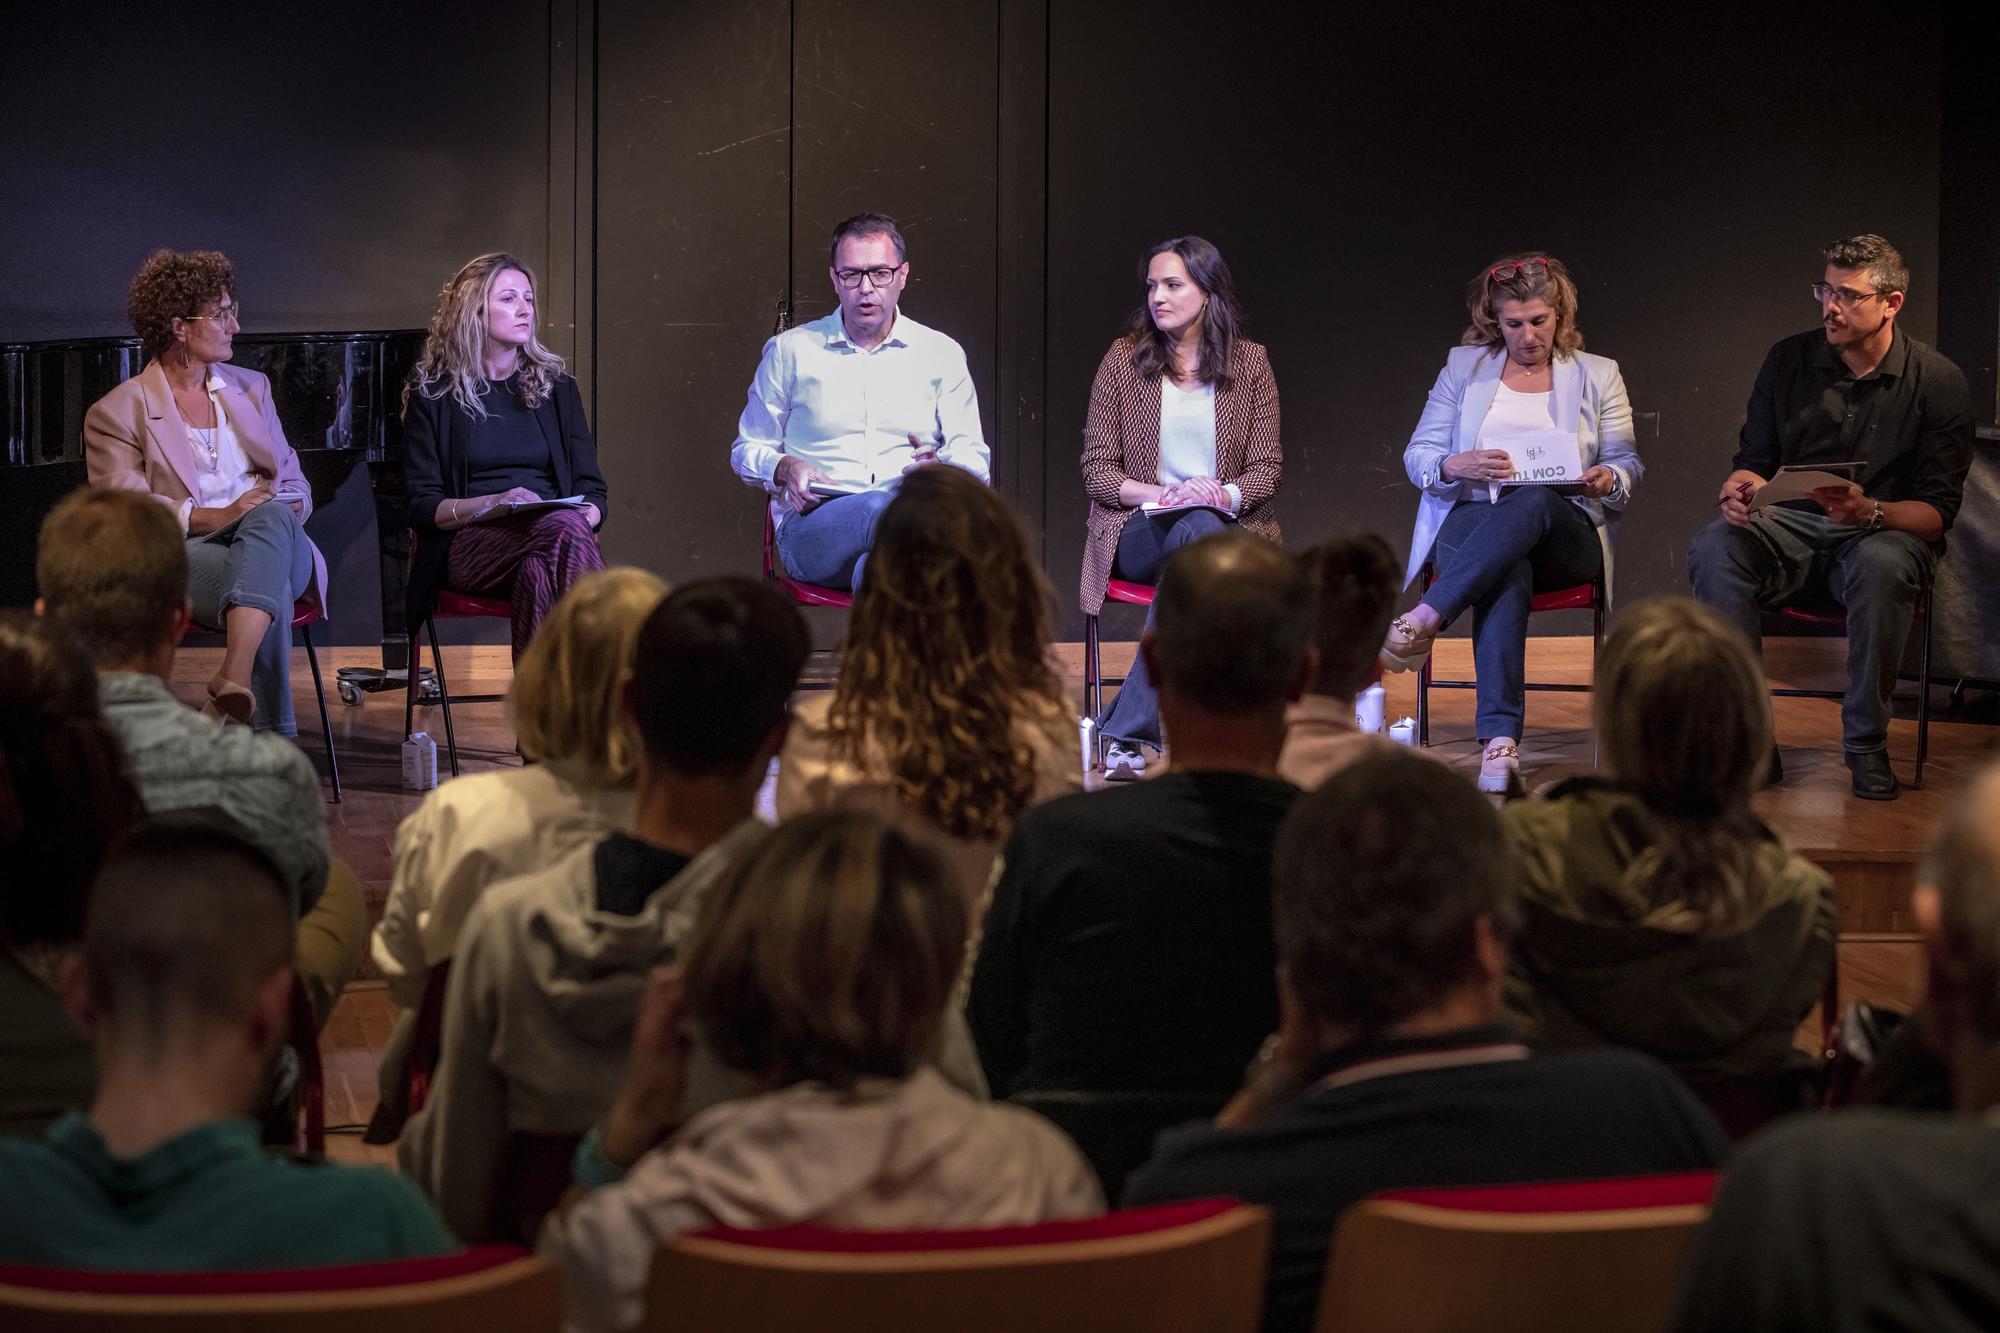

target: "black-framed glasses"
[1810,283,1885,308]
[1490,258,1550,281]
[184,303,242,326]
[833,265,903,290]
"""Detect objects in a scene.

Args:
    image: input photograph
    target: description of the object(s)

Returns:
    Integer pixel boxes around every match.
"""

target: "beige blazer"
[83,360,330,614]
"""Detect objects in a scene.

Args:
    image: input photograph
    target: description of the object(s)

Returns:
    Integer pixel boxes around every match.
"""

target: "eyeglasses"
[1810,283,1885,309]
[1490,259,1550,281]
[833,265,903,290]
[184,304,242,327]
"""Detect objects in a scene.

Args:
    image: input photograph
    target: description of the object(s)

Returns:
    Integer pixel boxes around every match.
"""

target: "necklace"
[173,391,221,469]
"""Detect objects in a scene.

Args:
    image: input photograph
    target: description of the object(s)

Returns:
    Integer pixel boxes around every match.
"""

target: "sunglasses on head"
[1489,258,1551,281]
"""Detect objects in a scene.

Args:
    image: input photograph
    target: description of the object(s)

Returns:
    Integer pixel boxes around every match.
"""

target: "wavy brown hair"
[1460,251,1585,356]
[828,467,1066,843]
[1123,235,1243,390]
[127,249,237,364]
[408,252,566,417]
[1595,598,1776,931]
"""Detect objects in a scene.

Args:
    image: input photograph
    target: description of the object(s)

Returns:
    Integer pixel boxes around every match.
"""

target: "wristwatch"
[1865,499,1885,532]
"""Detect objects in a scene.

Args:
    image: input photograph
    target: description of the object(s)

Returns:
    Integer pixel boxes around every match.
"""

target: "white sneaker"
[1104,739,1147,781]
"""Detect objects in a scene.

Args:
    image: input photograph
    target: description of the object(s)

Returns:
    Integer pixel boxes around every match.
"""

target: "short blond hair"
[508,567,668,780]
[684,810,966,1090]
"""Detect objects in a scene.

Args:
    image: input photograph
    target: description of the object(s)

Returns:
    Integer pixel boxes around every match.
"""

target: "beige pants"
[294,857,367,1029]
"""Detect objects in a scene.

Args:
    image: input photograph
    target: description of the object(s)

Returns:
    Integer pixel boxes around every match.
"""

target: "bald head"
[1924,764,2000,1043]
[1151,531,1314,714]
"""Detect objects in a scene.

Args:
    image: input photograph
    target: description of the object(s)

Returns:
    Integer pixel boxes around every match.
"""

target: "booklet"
[500,494,591,515]
[1140,501,1236,520]
[1749,463,1866,511]
[1496,429,1586,486]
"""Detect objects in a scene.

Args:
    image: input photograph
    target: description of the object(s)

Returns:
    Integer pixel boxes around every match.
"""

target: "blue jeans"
[774,491,895,593]
[1093,508,1229,746]
[1422,487,1601,741]
[1688,505,1933,754]
[186,500,315,736]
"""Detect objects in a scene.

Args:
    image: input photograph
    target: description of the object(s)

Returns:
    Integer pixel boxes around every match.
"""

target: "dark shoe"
[1846,750,1900,801]
[1762,746,1783,789]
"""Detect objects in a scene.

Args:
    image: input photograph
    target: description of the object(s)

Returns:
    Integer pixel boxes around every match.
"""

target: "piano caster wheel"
[338,681,363,706]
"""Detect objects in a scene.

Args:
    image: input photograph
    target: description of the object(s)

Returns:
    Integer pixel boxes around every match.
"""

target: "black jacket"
[401,373,609,627]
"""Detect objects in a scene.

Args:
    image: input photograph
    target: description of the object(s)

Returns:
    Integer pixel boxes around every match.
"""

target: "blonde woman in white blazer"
[1383,254,1643,793]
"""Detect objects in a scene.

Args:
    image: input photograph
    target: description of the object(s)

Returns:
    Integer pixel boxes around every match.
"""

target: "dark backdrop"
[4,0,1990,648]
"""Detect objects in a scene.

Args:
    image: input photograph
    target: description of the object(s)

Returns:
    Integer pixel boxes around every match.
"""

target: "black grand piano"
[0,329,428,667]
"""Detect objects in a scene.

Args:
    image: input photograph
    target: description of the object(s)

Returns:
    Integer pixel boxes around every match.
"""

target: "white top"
[1155,379,1243,513]
[728,310,992,528]
[1475,382,1556,443]
[173,372,261,531]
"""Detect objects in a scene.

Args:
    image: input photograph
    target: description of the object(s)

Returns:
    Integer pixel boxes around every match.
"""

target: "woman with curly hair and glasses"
[1080,235,1282,781]
[82,249,329,733]
[1385,253,1644,794]
[403,252,609,660]
[776,465,1082,908]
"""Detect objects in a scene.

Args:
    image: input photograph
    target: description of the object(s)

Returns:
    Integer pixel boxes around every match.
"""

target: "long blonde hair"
[408,252,566,417]
[509,567,669,782]
[828,468,1067,843]
[1595,598,1775,930]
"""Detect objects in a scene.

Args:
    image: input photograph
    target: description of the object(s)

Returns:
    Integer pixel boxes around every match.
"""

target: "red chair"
[647,1199,1271,1333]
[1315,1172,1719,1333]
[761,508,853,609]
[403,962,453,1121]
[404,533,511,780]
[1414,563,1606,751]
[0,1245,557,1332]
[285,975,325,1157]
[183,600,340,801]
[1083,579,1155,765]
[1767,590,1933,788]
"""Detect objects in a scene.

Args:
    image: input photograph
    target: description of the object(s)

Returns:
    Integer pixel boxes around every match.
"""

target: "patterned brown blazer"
[1078,336,1282,614]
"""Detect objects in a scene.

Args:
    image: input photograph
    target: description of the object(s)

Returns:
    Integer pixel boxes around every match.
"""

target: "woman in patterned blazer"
[1079,236,1282,778]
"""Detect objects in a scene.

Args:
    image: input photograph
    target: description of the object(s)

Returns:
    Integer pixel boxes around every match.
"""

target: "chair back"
[1314,1172,1717,1333]
[645,1199,1268,1333]
[0,1246,557,1333]
[1008,1088,1230,1201]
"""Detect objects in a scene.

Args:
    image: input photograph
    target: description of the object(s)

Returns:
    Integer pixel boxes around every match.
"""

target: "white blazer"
[1400,345,1643,604]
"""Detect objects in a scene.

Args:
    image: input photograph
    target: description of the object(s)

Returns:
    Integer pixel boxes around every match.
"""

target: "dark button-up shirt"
[1732,325,1975,530]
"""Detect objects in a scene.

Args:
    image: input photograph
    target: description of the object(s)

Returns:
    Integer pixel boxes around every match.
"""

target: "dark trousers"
[1687,506,1933,753]
[1093,508,1229,746]
[1421,486,1601,741]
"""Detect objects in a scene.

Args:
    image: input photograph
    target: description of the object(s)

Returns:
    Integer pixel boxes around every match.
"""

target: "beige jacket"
[542,1067,1104,1333]
[84,361,329,614]
[372,762,637,1008]
[776,693,1084,908]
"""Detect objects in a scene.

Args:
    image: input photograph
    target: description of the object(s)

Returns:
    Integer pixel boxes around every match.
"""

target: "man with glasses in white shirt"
[730,212,991,593]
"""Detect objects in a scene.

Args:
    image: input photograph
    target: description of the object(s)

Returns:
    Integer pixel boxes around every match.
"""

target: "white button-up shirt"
[729,310,991,527]
[175,373,263,532]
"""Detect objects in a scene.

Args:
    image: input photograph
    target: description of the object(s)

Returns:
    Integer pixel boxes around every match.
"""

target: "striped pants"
[443,508,606,660]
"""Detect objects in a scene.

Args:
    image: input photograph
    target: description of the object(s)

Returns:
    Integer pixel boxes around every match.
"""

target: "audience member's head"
[65,819,293,1079]
[1147,530,1314,718]
[834,466,1064,841]
[510,566,669,781]
[684,809,965,1091]
[1914,763,2000,1106]
[1595,597,1773,927]
[628,577,807,782]
[1274,750,1521,1042]
[35,488,190,672]
[0,613,146,949]
[1298,533,1399,701]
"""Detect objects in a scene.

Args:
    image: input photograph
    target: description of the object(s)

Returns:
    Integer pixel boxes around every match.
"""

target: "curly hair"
[407,252,566,417]
[0,613,147,949]
[126,249,236,364]
[1460,252,1586,357]
[827,468,1068,843]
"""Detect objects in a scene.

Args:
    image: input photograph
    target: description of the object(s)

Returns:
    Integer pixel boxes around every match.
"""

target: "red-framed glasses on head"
[1489,258,1551,281]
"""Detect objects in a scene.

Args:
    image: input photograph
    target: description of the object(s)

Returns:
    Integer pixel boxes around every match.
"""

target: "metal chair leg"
[1416,653,1431,747]
[428,619,461,778]
[1915,587,1932,789]
[300,625,341,802]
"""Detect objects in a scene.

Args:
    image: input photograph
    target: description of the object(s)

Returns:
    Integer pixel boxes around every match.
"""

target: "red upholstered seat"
[433,588,513,620]
[761,509,854,609]
[687,1198,1243,1254]
[1527,582,1597,613]
[0,1244,530,1296]
[1372,1171,1720,1215]
[1415,563,1608,751]
[1104,579,1155,607]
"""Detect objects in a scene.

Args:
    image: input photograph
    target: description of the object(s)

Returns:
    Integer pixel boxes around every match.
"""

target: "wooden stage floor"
[167,634,1993,1164]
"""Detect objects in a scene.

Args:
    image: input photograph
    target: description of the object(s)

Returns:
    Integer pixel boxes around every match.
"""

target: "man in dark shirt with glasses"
[1689,234,1974,800]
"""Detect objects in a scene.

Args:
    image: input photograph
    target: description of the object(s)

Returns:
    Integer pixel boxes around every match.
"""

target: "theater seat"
[646,1198,1271,1333]
[1314,1172,1718,1333]
[0,1245,557,1333]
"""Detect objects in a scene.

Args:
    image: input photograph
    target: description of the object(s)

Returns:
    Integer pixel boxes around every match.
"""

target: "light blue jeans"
[1093,507,1230,746]
[186,500,315,736]
[774,490,896,593]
